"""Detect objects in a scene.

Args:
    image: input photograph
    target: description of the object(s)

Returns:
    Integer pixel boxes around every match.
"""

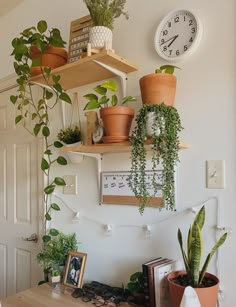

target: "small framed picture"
[63,251,87,288]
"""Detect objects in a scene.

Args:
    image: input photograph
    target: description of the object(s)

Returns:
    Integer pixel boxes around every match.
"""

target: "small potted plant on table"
[167,205,227,307]
[83,79,136,143]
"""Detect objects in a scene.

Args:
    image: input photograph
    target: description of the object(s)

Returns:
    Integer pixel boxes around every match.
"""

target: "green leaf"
[42,126,50,137]
[15,115,23,124]
[37,20,47,33]
[10,95,17,104]
[59,92,72,104]
[44,149,52,155]
[51,203,61,211]
[54,177,66,186]
[54,141,64,148]
[45,212,52,221]
[84,94,98,101]
[83,100,99,110]
[41,158,49,170]
[94,86,107,95]
[57,156,67,165]
[32,113,37,120]
[46,90,53,100]
[101,80,117,92]
[111,95,118,106]
[122,96,136,104]
[49,228,59,236]
[52,75,61,83]
[34,123,42,136]
[43,67,51,76]
[42,235,51,243]
[194,206,205,230]
[44,185,56,194]
[99,96,109,105]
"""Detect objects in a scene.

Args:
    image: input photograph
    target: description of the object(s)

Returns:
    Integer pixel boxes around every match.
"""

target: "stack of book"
[142,257,176,307]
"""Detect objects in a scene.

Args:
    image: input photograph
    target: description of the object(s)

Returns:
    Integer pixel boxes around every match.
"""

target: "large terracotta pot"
[30,45,68,76]
[167,271,219,307]
[100,106,134,143]
[139,73,176,106]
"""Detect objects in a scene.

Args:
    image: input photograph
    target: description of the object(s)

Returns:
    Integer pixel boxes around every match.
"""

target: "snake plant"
[178,205,227,287]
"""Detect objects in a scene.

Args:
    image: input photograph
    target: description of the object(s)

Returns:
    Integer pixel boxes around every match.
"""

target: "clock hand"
[160,34,178,46]
[168,35,179,47]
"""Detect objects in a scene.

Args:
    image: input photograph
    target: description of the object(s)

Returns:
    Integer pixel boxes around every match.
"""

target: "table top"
[1,284,131,307]
[1,284,92,307]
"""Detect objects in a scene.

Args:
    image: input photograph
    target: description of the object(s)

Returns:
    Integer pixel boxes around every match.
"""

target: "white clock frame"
[154,9,203,62]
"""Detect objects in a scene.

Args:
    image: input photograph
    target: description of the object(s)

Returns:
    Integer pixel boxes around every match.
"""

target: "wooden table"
[1,284,131,307]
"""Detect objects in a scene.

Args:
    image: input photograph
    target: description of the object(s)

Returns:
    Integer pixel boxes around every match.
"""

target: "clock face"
[154,10,202,62]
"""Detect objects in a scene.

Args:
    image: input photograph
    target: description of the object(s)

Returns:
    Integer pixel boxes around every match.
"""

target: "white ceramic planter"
[89,26,113,49]
[146,112,161,138]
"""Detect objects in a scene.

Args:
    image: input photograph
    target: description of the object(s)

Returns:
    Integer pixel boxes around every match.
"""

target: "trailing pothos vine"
[128,103,183,214]
[10,21,72,242]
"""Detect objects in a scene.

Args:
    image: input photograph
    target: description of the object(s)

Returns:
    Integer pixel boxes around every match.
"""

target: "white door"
[0,80,43,299]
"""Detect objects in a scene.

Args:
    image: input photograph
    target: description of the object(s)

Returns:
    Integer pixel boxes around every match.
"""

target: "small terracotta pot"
[139,73,176,106]
[100,106,134,142]
[167,270,219,307]
[30,45,68,76]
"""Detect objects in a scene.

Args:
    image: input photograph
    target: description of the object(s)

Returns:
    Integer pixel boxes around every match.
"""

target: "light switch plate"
[206,160,225,189]
[63,175,77,195]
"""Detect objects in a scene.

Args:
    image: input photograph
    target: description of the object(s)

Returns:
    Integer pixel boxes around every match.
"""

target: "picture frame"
[63,251,87,288]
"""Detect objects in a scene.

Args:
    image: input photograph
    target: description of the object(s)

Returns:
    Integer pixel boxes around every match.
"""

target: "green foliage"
[84,0,129,30]
[128,103,183,214]
[36,232,79,272]
[83,79,136,110]
[127,272,144,294]
[10,20,72,244]
[178,206,227,287]
[155,65,180,75]
[57,126,81,144]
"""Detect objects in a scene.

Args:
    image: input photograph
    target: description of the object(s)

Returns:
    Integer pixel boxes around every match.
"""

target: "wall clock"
[154,9,203,62]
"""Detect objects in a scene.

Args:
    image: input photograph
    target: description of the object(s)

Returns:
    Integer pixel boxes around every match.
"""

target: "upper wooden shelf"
[30,50,138,90]
[61,142,189,155]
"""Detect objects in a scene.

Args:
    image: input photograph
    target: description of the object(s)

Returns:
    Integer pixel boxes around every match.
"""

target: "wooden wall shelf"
[30,50,138,90]
[61,142,189,155]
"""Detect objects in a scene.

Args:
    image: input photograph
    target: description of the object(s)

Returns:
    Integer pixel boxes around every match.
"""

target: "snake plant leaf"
[187,226,192,268]
[190,221,202,287]
[178,228,190,274]
[199,232,227,284]
[194,205,205,230]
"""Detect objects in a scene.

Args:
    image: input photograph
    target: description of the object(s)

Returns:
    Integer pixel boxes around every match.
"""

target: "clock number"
[189,37,193,42]
[191,27,196,33]
[168,21,171,27]
[168,50,172,56]
[162,30,168,36]
[161,38,165,44]
[184,45,188,51]
[174,16,179,23]
[163,46,167,52]
[176,50,180,56]
[189,19,193,26]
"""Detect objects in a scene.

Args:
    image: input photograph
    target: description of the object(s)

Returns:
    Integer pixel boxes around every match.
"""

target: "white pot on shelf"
[89,26,113,49]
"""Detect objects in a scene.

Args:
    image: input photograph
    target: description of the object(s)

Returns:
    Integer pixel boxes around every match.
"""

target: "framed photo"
[63,251,87,288]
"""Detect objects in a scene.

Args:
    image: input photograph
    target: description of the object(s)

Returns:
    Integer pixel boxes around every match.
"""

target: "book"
[142,257,162,307]
[153,259,176,307]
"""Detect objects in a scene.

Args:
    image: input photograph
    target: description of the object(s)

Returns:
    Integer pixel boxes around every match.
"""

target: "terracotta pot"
[100,106,134,142]
[30,45,68,76]
[167,271,219,307]
[139,73,176,106]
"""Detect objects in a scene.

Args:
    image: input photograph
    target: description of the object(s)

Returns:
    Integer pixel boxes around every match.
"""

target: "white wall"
[1,0,236,306]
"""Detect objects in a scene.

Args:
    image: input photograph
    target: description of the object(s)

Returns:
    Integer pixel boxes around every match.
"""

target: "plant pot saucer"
[102,136,130,143]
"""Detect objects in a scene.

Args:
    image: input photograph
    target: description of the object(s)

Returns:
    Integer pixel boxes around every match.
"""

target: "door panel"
[0,84,43,299]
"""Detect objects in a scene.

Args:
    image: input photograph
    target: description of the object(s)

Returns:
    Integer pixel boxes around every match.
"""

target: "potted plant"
[36,232,79,284]
[167,206,227,307]
[11,20,68,76]
[57,126,81,146]
[10,20,72,244]
[83,0,129,50]
[139,65,180,106]
[83,79,136,143]
[128,103,183,214]
[126,271,145,305]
